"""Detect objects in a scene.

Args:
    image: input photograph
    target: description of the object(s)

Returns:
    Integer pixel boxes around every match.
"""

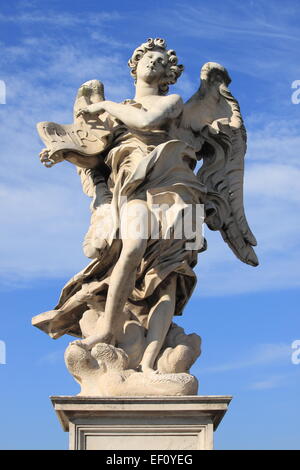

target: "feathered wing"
[37,79,114,259]
[179,62,258,266]
[72,80,112,201]
[72,80,114,259]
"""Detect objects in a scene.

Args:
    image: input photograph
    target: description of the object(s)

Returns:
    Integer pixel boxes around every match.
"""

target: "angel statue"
[32,38,258,397]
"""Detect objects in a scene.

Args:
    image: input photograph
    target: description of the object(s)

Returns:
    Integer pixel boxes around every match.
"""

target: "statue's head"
[128,38,184,95]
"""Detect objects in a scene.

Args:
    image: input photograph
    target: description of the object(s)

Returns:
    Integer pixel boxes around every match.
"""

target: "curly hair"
[128,38,184,95]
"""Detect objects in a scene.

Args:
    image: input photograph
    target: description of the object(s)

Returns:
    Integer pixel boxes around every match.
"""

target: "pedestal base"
[51,395,232,450]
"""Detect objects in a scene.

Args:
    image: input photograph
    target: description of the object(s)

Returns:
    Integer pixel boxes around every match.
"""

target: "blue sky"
[0,0,299,450]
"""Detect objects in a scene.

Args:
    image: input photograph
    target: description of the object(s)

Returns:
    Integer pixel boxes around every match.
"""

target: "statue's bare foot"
[71,332,114,351]
[138,364,160,375]
[70,339,91,351]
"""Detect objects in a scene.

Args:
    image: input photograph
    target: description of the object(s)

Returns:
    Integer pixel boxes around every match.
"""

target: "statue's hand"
[76,106,90,118]
[39,148,64,167]
[40,148,50,163]
[76,102,107,118]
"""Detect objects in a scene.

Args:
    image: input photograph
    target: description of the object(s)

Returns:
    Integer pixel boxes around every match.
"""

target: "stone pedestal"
[51,395,232,450]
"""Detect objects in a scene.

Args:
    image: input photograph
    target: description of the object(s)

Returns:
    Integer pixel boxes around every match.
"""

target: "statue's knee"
[122,239,146,264]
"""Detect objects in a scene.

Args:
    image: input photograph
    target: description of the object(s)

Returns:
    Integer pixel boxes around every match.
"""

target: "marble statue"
[32,38,258,396]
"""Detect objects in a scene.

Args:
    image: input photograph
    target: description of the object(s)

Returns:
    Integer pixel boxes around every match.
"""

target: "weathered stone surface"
[32,37,258,396]
[51,395,232,450]
[65,340,199,397]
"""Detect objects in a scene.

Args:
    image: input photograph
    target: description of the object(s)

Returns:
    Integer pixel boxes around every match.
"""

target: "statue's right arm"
[78,95,183,131]
[63,151,105,170]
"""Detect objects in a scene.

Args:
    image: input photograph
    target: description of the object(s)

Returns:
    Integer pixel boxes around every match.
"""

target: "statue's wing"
[37,80,115,259]
[179,62,258,266]
[73,81,113,259]
[37,79,112,200]
[72,80,111,201]
[37,79,112,203]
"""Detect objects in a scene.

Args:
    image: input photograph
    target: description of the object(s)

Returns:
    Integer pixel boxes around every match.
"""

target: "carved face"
[135,49,168,85]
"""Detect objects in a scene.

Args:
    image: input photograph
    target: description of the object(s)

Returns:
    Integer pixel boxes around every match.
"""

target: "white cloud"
[0,180,90,286]
[201,343,292,374]
[246,163,300,202]
[157,1,300,84]
[0,19,134,289]
[248,375,286,390]
[0,10,121,27]
[247,119,300,167]
[37,349,65,365]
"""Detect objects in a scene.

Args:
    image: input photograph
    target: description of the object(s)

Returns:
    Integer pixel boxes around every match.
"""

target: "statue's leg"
[139,274,177,374]
[78,200,150,348]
